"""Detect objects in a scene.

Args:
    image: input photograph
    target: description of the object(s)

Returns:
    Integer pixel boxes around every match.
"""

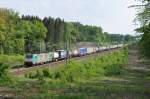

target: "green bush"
[0,62,12,82]
[28,72,36,79]
[25,49,128,83]
[0,54,24,68]
[54,71,63,79]
[103,64,122,76]
[0,62,9,78]
[42,69,50,78]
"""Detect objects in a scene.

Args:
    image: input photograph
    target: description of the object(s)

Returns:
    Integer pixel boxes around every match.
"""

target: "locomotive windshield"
[26,55,33,58]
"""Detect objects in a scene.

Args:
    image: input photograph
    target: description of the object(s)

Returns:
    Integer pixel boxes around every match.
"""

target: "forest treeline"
[0,8,135,55]
[135,0,150,58]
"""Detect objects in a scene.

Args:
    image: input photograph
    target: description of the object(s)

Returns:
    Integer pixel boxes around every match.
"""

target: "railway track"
[10,48,120,76]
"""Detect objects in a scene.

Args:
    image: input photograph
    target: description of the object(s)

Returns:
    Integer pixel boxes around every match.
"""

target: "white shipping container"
[72,49,79,56]
[44,53,49,62]
[37,54,43,63]
[60,51,67,58]
[102,47,107,50]
[94,47,97,52]
[48,52,54,62]
[118,44,123,47]
[96,47,99,51]
[39,53,48,63]
[87,47,94,54]
[53,52,59,59]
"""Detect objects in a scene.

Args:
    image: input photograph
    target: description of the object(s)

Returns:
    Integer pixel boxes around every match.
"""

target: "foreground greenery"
[25,49,128,82]
[1,47,150,99]
[0,49,134,98]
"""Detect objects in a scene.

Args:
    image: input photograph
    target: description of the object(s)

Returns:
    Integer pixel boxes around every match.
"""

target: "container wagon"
[71,49,79,57]
[87,47,94,54]
[53,52,59,61]
[79,48,87,56]
[57,50,67,60]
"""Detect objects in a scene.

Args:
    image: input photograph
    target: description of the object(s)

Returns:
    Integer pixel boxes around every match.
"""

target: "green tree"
[134,0,150,57]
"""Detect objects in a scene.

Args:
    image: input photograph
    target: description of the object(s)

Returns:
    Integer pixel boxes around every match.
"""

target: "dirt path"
[123,48,150,86]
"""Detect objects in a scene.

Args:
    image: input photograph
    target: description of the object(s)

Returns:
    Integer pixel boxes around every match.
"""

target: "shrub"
[25,49,128,83]
[0,62,12,82]
[26,70,44,81]
[35,70,43,79]
[99,57,104,62]
[54,71,62,79]
[28,72,35,79]
[42,69,50,78]
[63,71,75,82]
[0,54,24,68]
[103,64,122,76]
[0,62,9,77]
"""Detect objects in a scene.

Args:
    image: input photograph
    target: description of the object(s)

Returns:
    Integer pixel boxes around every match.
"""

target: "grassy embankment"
[0,54,24,68]
[0,48,137,99]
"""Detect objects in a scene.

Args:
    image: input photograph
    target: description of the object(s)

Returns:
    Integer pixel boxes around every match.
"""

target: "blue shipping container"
[79,48,87,55]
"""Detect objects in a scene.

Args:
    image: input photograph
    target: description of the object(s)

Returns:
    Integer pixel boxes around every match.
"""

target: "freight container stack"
[79,48,87,56]
[24,44,123,67]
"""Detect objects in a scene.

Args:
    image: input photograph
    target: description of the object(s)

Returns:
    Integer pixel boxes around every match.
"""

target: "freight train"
[24,44,123,67]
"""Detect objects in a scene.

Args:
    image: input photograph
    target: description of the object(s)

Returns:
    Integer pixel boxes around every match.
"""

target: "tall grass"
[0,62,13,85]
[0,49,129,98]
[0,54,24,68]
[25,48,128,83]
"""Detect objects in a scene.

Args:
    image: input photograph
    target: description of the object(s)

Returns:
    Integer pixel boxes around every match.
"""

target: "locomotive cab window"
[26,55,33,58]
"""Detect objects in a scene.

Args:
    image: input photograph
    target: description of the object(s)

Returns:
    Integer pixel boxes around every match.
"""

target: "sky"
[0,0,138,35]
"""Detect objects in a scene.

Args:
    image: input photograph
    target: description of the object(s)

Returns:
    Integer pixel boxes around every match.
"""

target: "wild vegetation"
[135,0,150,58]
[0,0,149,98]
[0,48,130,98]
[24,48,128,82]
[0,55,24,68]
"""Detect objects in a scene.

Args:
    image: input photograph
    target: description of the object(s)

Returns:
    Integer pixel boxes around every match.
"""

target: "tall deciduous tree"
[135,0,150,57]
